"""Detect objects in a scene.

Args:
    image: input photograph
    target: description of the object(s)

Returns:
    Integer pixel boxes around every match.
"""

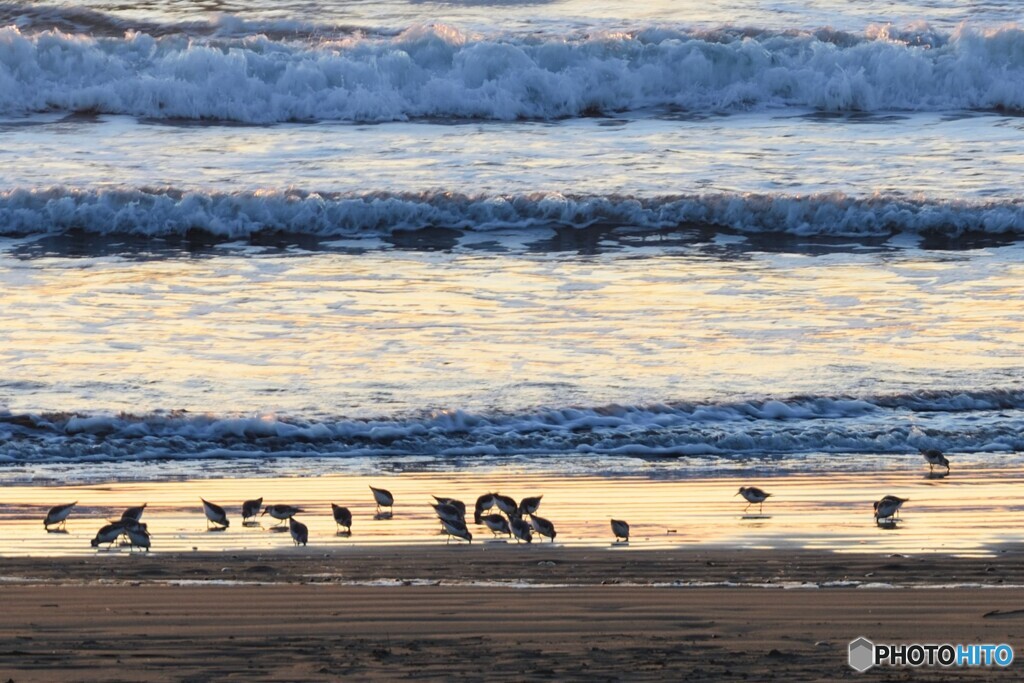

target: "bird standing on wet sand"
[289,517,309,546]
[921,448,950,475]
[432,496,466,516]
[201,498,229,529]
[331,503,352,534]
[370,486,394,516]
[261,504,302,525]
[120,504,146,524]
[493,494,518,519]
[90,521,125,548]
[288,516,308,546]
[510,517,533,544]
[242,497,263,524]
[611,519,630,543]
[441,518,472,544]
[481,513,511,538]
[474,493,495,524]
[736,487,771,514]
[874,496,908,523]
[519,495,543,516]
[44,502,77,530]
[530,515,556,542]
[123,521,151,552]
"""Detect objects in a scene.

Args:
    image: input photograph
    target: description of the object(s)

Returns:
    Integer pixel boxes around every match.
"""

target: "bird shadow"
[374,512,394,521]
[924,472,950,480]
[267,526,289,533]
[335,530,352,537]
[242,521,261,528]
[205,527,228,533]
[876,519,901,529]
[45,528,70,535]
[610,540,630,547]
[740,514,772,520]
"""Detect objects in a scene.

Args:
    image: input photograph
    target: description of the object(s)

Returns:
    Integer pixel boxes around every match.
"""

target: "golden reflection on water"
[2,468,1023,557]
[2,249,1023,414]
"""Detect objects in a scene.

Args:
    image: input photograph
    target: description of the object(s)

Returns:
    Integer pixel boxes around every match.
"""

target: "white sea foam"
[2,390,1024,466]
[4,187,1024,238]
[2,23,1024,122]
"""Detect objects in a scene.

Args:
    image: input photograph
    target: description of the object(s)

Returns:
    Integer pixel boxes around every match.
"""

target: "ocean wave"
[2,22,1024,121]
[1,390,1022,465]
[4,187,1024,239]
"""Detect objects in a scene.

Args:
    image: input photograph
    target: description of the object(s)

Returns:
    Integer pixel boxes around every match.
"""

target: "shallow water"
[2,1,1024,495]
[3,468,1023,557]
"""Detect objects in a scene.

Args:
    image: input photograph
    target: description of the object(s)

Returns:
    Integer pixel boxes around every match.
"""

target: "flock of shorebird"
[41,448,951,550]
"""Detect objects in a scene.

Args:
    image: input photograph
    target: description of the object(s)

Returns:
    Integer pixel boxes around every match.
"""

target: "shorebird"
[432,496,466,516]
[921,448,950,475]
[481,513,511,538]
[493,494,518,518]
[201,498,230,529]
[261,504,302,525]
[331,503,352,534]
[123,521,150,552]
[43,502,77,530]
[241,497,263,524]
[441,518,472,544]
[736,487,771,514]
[289,517,308,546]
[120,504,146,524]
[519,495,543,516]
[90,521,125,548]
[510,517,533,544]
[370,486,394,516]
[474,493,495,524]
[874,496,908,523]
[530,515,556,542]
[611,519,630,543]
[432,502,465,526]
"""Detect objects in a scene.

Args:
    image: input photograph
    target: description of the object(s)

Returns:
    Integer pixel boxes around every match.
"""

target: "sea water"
[1,0,1024,488]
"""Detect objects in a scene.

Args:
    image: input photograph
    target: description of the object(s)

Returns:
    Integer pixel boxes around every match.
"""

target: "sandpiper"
[736,487,771,514]
[921,448,950,474]
[123,521,151,552]
[331,503,352,534]
[441,518,472,544]
[611,519,630,543]
[519,495,543,516]
[474,493,496,524]
[43,502,77,530]
[261,504,302,525]
[120,504,146,523]
[493,493,518,518]
[432,496,466,516]
[289,517,309,546]
[90,521,125,548]
[201,498,230,529]
[432,502,465,526]
[510,517,533,544]
[481,513,511,538]
[874,496,908,523]
[370,486,394,516]
[530,515,556,542]
[241,497,263,524]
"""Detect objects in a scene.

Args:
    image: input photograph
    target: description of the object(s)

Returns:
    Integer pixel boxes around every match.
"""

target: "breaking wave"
[2,21,1024,121]
[4,187,1024,239]
[1,390,1023,466]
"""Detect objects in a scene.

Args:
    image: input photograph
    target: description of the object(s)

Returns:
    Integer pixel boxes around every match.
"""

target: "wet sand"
[2,548,1024,681]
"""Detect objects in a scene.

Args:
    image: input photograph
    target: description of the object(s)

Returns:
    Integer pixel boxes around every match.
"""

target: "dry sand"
[2,547,1024,681]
